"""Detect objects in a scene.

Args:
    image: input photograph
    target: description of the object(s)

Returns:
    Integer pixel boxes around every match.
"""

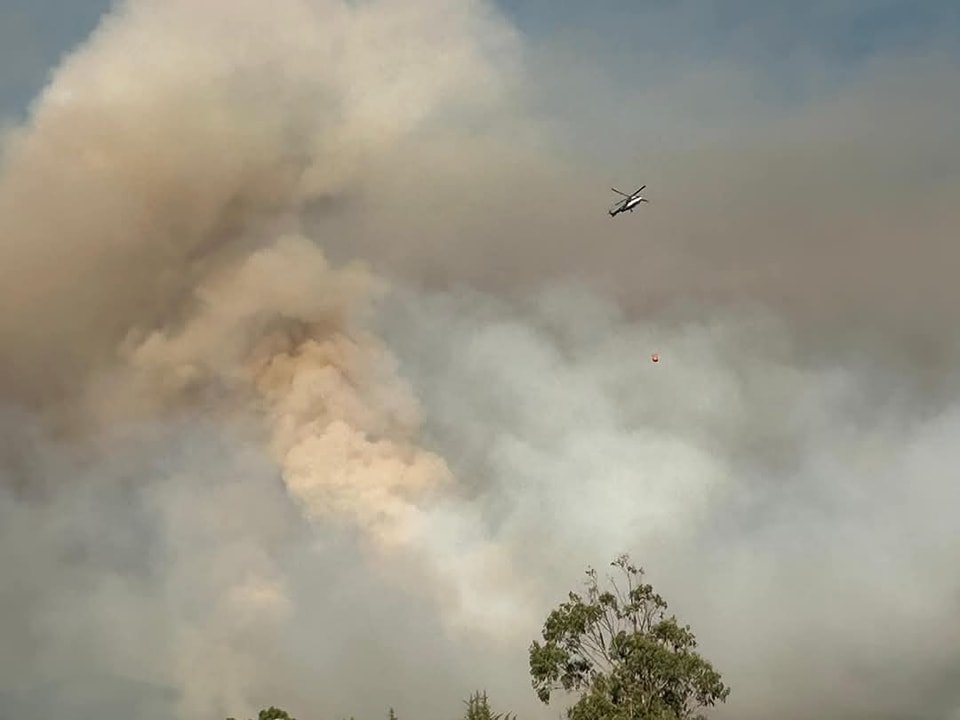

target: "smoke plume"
[1,0,532,717]
[2,1,960,720]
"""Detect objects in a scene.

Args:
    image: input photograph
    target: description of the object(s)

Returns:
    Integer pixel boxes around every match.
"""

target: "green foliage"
[388,708,399,720]
[226,706,296,720]
[261,709,296,720]
[462,690,516,720]
[528,554,730,720]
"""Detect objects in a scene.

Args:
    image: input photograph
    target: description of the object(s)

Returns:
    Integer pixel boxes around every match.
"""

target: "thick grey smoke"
[382,283,960,720]
[2,1,960,720]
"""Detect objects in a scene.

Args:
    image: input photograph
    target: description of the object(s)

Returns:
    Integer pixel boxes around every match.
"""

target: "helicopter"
[608,185,647,217]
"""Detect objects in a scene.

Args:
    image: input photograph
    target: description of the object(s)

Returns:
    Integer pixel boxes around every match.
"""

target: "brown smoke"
[0,0,534,716]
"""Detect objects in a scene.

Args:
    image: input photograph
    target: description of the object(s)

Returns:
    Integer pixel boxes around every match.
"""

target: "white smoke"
[381,282,960,720]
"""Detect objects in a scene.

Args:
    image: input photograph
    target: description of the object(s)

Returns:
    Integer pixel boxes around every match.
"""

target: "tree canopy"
[226,555,728,720]
[462,690,516,720]
[227,707,296,720]
[528,554,730,720]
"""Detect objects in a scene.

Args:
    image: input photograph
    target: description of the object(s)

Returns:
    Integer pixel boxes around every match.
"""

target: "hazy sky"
[4,0,960,121]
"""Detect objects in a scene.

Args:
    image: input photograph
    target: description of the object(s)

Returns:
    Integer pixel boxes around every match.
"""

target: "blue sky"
[3,0,959,122]
[499,0,960,61]
[499,0,960,110]
[0,0,110,119]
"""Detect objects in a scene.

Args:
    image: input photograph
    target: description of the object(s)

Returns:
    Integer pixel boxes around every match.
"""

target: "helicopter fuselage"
[609,195,646,216]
